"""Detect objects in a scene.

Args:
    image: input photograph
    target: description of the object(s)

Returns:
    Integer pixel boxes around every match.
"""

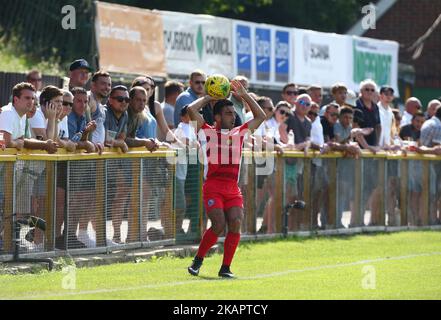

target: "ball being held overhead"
[205,74,231,99]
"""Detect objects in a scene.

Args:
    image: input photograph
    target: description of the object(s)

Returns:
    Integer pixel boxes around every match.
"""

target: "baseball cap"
[380,86,394,95]
[69,59,93,72]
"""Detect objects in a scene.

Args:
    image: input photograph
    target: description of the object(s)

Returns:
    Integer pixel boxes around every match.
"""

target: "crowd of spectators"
[1,58,441,251]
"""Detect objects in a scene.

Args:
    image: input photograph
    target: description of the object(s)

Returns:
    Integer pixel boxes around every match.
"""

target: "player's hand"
[230,80,248,97]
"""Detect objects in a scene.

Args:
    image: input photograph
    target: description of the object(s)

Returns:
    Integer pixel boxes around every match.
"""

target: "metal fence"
[1,148,441,262]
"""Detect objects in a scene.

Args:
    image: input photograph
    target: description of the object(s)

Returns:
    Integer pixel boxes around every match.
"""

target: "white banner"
[292,28,352,89]
[351,36,399,95]
[161,11,234,78]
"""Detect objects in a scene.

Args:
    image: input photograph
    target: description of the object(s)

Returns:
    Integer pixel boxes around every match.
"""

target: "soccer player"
[187,80,266,278]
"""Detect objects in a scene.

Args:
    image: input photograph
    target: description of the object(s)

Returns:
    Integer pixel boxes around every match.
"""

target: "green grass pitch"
[1,231,441,300]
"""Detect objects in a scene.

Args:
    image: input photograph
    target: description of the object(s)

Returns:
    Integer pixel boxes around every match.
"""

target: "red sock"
[223,232,241,267]
[196,228,219,259]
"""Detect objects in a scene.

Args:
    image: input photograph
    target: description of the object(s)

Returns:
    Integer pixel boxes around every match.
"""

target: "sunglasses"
[308,111,318,117]
[285,90,298,96]
[364,88,375,92]
[112,96,130,103]
[278,110,290,116]
[195,81,206,85]
[62,101,73,108]
[297,100,311,107]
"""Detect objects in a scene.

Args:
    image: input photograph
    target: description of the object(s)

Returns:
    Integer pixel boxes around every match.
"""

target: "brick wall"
[363,0,441,88]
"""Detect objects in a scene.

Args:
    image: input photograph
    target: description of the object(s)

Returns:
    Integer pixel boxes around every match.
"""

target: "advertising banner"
[352,36,399,94]
[293,28,352,88]
[161,11,234,77]
[95,2,166,77]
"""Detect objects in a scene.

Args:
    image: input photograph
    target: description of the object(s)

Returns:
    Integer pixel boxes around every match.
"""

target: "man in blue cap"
[69,58,93,90]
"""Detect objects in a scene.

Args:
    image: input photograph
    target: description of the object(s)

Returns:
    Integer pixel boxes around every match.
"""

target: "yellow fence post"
[421,161,430,226]
[3,162,14,253]
[274,156,284,233]
[45,161,55,250]
[400,160,409,226]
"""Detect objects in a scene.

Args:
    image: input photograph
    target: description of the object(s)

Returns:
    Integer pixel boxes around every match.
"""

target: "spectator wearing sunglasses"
[132,76,181,146]
[105,85,129,153]
[56,90,76,152]
[281,94,312,149]
[401,97,423,128]
[281,83,299,106]
[355,79,381,147]
[321,103,339,143]
[174,70,206,127]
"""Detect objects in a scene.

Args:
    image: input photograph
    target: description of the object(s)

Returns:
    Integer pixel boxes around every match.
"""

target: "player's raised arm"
[187,96,213,132]
[231,80,265,131]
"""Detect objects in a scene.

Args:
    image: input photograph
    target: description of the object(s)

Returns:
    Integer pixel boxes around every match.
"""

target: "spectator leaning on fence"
[401,97,422,128]
[174,70,206,127]
[0,83,57,153]
[68,59,92,90]
[68,87,97,153]
[56,90,76,152]
[131,76,180,146]
[88,71,111,149]
[321,103,339,143]
[29,85,62,141]
[104,85,129,153]
[334,107,354,144]
[126,86,159,152]
[355,79,381,147]
[399,111,425,142]
[417,106,441,155]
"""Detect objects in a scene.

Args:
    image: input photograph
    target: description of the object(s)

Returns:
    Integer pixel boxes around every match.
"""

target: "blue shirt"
[68,112,86,140]
[136,110,158,139]
[174,88,199,127]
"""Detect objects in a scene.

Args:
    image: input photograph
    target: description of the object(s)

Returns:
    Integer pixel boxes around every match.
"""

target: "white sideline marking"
[8,251,441,300]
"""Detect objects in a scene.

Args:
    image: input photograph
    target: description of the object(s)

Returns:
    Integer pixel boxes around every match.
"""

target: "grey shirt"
[104,106,128,140]
[334,122,352,144]
[286,112,312,144]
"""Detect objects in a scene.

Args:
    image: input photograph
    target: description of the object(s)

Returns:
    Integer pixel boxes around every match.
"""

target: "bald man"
[401,97,422,128]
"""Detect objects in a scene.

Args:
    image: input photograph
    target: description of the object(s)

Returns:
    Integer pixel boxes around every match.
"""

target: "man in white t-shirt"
[378,86,395,147]
[0,83,57,152]
[174,106,199,236]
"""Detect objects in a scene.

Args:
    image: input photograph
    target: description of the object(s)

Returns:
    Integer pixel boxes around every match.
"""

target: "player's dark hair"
[213,100,234,117]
